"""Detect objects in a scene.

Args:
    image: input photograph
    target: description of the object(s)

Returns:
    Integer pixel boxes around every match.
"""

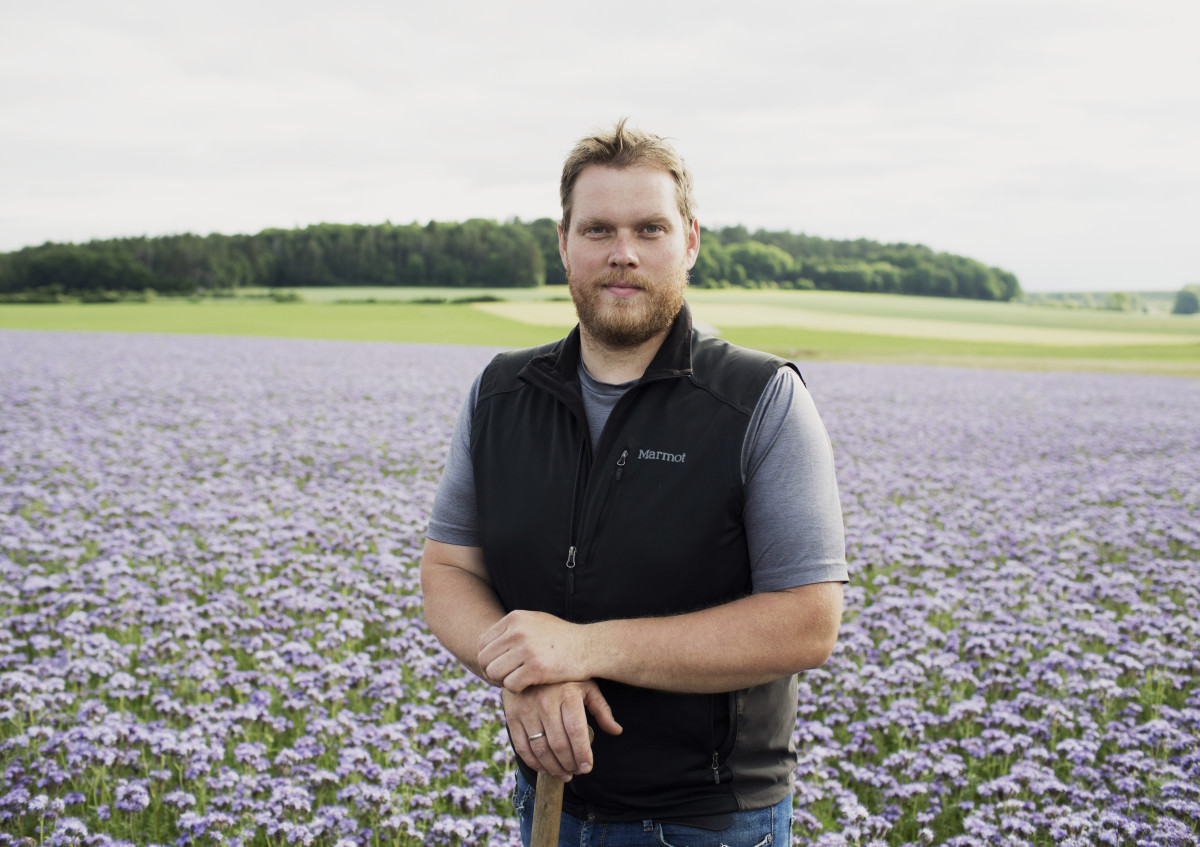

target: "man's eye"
[644,225,662,234]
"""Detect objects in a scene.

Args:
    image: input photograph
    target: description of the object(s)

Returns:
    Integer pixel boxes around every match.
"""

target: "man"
[421,120,847,845]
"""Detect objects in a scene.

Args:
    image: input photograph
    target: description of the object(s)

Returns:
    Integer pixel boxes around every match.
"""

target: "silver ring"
[527,732,546,741]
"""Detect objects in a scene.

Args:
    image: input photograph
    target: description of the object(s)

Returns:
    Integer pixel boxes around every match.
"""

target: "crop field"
[2,288,1197,376]
[1,329,1197,846]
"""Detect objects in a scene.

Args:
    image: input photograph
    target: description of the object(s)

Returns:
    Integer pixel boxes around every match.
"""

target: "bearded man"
[421,120,847,846]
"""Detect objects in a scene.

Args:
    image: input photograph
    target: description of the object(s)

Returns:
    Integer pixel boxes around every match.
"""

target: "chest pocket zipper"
[569,448,629,618]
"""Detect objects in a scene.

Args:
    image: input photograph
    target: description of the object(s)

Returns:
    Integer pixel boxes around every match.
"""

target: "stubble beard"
[566,263,689,349]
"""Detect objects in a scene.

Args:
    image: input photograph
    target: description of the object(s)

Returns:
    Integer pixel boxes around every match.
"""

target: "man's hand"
[504,680,622,781]
[479,610,590,692]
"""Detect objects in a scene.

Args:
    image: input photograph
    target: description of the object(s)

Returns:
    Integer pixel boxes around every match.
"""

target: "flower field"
[1,330,1197,847]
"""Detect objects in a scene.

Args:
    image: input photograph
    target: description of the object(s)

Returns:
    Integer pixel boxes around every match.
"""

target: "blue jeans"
[513,770,792,847]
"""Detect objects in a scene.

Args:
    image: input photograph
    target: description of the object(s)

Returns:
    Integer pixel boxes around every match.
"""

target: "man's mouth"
[603,280,645,297]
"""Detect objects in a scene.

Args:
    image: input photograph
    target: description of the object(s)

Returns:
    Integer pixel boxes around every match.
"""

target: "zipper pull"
[565,545,577,569]
[711,751,720,784]
[615,449,628,481]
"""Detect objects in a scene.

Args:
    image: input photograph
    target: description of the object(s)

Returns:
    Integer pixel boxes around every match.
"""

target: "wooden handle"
[530,772,565,847]
[529,727,593,847]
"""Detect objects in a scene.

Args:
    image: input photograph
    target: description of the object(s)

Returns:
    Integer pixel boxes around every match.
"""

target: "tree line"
[1173,285,1200,315]
[0,219,1022,302]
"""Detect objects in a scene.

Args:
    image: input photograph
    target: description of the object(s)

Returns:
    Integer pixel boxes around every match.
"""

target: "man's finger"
[559,681,615,774]
[481,651,519,688]
[509,725,539,773]
[514,727,568,779]
[583,683,624,737]
[476,629,510,674]
[562,702,594,774]
[541,721,578,778]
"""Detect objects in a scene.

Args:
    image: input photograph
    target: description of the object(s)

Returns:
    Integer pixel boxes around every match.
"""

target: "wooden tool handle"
[530,772,565,847]
[529,727,593,847]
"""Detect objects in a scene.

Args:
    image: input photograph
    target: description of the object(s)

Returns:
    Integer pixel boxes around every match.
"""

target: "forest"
[0,219,1022,302]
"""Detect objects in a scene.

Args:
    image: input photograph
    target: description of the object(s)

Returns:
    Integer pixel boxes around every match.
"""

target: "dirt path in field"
[474,301,1198,348]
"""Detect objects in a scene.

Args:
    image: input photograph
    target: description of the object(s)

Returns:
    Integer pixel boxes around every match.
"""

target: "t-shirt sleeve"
[426,373,482,547]
[742,367,848,593]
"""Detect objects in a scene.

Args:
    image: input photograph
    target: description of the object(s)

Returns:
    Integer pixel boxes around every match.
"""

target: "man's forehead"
[571,164,681,219]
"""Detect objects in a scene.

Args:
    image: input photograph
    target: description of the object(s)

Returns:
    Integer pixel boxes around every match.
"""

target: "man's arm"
[420,538,621,781]
[477,580,842,695]
[420,538,506,681]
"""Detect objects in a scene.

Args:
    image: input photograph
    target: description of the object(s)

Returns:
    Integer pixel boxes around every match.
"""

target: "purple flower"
[113,782,150,813]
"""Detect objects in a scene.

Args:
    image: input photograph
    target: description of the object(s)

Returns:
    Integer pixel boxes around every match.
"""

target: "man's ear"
[685,218,700,270]
[557,220,568,269]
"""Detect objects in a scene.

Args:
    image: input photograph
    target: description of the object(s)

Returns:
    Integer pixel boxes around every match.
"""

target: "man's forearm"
[478,581,843,694]
[420,550,506,682]
[587,583,842,692]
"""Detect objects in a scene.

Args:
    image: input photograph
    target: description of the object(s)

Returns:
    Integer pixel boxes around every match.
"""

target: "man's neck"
[578,326,670,384]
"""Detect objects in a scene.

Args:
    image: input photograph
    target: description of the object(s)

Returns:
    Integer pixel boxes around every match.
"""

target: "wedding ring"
[527,732,546,741]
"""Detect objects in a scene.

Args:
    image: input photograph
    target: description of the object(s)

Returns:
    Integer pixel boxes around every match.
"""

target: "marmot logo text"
[638,449,686,463]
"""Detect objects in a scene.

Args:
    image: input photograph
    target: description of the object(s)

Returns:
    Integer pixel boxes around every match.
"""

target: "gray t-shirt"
[427,364,848,593]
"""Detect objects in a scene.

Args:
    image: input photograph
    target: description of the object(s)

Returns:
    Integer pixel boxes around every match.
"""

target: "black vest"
[472,304,799,820]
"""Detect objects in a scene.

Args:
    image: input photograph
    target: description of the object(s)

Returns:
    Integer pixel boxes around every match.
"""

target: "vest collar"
[528,300,696,387]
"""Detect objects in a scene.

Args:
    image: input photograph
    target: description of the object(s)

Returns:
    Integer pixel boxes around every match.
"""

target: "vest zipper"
[710,691,737,785]
[565,544,577,597]
[565,440,587,619]
[587,447,629,554]
[566,447,627,619]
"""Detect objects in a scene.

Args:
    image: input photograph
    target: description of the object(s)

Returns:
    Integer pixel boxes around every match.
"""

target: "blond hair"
[559,118,697,230]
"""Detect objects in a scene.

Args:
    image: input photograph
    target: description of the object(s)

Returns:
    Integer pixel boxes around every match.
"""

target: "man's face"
[558,164,700,349]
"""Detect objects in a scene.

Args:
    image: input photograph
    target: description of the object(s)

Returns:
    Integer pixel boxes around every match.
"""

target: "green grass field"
[3,287,1197,375]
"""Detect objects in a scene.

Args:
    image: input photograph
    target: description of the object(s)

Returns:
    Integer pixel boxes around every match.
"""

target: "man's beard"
[567,263,688,349]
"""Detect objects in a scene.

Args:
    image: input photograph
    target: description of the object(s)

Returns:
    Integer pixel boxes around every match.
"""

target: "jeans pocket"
[511,769,536,820]
[656,822,772,847]
[655,798,782,847]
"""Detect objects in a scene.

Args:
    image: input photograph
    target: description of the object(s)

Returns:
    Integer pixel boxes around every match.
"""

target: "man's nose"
[608,232,638,268]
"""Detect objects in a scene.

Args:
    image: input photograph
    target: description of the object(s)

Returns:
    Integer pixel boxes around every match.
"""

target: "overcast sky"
[2,0,1196,292]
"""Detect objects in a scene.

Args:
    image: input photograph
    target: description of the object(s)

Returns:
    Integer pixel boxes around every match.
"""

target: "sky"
[2,1,1196,293]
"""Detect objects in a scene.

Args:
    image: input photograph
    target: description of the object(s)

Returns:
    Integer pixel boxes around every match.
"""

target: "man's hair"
[559,118,697,231]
